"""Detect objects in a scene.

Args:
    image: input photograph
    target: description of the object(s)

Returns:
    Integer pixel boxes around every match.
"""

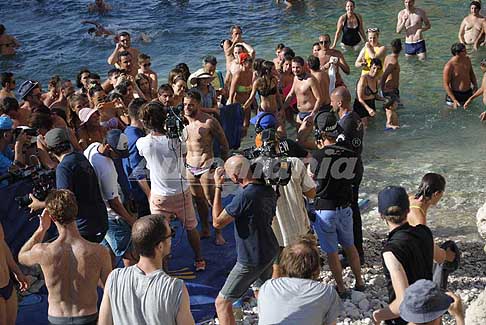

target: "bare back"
[40,238,110,317]
[310,70,330,105]
[382,54,400,91]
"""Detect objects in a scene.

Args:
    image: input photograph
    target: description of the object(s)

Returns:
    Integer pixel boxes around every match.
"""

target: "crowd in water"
[1,0,486,324]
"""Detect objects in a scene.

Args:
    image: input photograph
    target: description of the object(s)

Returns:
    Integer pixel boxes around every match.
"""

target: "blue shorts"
[101,215,132,257]
[312,207,354,254]
[405,40,426,55]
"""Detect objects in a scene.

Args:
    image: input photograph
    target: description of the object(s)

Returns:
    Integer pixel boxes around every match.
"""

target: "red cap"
[239,52,250,63]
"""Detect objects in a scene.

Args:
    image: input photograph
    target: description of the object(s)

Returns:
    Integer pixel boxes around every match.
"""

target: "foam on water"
[2,0,486,235]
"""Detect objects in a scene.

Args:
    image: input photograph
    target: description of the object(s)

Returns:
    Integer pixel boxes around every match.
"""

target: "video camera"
[242,128,292,186]
[166,104,186,139]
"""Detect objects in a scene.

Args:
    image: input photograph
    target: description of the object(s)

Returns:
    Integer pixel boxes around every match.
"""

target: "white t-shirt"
[136,134,188,196]
[273,157,316,246]
[84,142,119,207]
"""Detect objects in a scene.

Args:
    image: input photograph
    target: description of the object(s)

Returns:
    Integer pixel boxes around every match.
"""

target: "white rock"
[476,203,486,241]
[351,290,367,304]
[358,299,370,311]
[369,275,385,287]
[466,289,486,324]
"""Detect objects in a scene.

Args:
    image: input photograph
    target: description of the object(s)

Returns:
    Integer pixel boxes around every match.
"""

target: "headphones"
[255,112,275,134]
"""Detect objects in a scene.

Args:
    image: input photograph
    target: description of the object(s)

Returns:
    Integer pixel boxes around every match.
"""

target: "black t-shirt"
[56,151,108,237]
[338,111,364,157]
[311,144,356,206]
[382,223,434,303]
[225,183,279,266]
[279,139,308,158]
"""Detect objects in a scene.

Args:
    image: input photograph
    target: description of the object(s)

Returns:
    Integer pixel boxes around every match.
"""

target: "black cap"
[45,128,70,149]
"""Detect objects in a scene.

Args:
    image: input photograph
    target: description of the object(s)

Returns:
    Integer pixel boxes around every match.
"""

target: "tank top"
[107,265,183,325]
[342,14,361,47]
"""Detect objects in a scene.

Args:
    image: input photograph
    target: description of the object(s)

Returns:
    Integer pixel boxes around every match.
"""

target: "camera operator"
[307,111,364,298]
[0,116,28,177]
[212,155,279,324]
[28,128,108,243]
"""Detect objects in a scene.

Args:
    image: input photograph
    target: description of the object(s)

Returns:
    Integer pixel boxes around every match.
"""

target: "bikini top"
[364,79,378,96]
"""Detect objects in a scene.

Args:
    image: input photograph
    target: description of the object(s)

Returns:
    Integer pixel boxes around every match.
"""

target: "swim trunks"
[297,104,332,121]
[0,278,14,300]
[186,161,217,178]
[382,88,400,99]
[445,88,473,106]
[405,40,426,55]
[353,98,376,118]
[48,313,98,325]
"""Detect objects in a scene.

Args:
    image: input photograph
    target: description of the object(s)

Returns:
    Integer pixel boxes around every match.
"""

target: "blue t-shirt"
[225,183,279,266]
[0,147,13,175]
[56,151,108,236]
[123,126,146,201]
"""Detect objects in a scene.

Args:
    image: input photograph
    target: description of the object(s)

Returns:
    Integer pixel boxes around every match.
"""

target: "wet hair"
[391,39,402,54]
[275,43,285,51]
[168,68,184,86]
[281,47,295,58]
[128,98,147,119]
[0,25,5,35]
[203,55,217,66]
[292,56,305,66]
[0,72,14,87]
[230,24,242,33]
[184,89,202,103]
[140,101,166,133]
[45,189,78,226]
[29,112,53,131]
[158,83,174,95]
[119,31,130,38]
[370,58,382,69]
[279,235,321,280]
[307,55,320,71]
[132,214,169,258]
[0,97,19,114]
[253,58,265,73]
[414,173,446,200]
[257,61,276,94]
[471,1,481,10]
[76,68,91,89]
[175,63,190,81]
[118,50,131,62]
[48,75,61,90]
[138,53,151,62]
[107,68,120,78]
[451,42,466,56]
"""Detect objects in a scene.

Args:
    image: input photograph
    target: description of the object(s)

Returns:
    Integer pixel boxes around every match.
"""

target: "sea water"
[1,0,485,237]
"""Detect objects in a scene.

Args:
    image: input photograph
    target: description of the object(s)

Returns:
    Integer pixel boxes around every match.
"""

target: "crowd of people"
[0,0,485,324]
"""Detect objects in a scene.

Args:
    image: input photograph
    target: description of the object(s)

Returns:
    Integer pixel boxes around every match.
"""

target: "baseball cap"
[400,279,454,323]
[18,80,39,99]
[45,128,70,149]
[105,129,129,158]
[0,116,14,131]
[315,111,339,133]
[250,112,277,130]
[239,52,250,63]
[78,108,99,126]
[378,186,410,216]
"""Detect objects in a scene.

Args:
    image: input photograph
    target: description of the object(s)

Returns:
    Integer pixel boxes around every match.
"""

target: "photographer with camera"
[137,101,206,271]
[308,111,365,298]
[28,128,108,243]
[0,116,28,177]
[212,155,279,324]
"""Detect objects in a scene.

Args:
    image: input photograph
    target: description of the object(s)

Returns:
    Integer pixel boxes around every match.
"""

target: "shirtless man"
[138,53,158,97]
[223,25,255,75]
[464,59,486,120]
[88,0,112,14]
[284,56,323,129]
[117,51,137,77]
[307,55,331,111]
[396,0,431,60]
[184,90,229,245]
[443,42,478,109]
[459,2,484,49]
[107,32,140,72]
[0,224,29,325]
[0,72,16,102]
[19,189,112,325]
[381,39,402,128]
[317,34,350,91]
[0,25,20,56]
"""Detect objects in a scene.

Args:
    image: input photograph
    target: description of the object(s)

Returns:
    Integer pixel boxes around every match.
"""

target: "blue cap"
[250,112,277,130]
[105,129,129,158]
[378,186,410,216]
[400,279,453,323]
[0,116,13,131]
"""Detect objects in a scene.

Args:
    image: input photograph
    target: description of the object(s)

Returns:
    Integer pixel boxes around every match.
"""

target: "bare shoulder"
[417,7,428,18]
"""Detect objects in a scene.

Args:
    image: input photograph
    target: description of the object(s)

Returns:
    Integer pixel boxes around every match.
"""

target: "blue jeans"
[313,207,354,254]
[101,216,132,257]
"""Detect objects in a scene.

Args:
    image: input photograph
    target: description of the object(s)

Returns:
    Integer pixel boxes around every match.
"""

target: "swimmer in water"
[0,24,20,56]
[331,0,366,51]
[88,0,112,14]
[82,20,114,37]
[464,59,486,120]
[458,1,484,50]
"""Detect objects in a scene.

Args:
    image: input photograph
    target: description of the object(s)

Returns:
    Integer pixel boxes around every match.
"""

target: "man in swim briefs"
[396,0,431,60]
[443,42,478,109]
[283,56,324,131]
[184,90,229,246]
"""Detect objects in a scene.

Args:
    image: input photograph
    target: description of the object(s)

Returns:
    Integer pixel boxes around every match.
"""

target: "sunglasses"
[367,27,380,33]
[143,62,151,67]
[320,40,331,45]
